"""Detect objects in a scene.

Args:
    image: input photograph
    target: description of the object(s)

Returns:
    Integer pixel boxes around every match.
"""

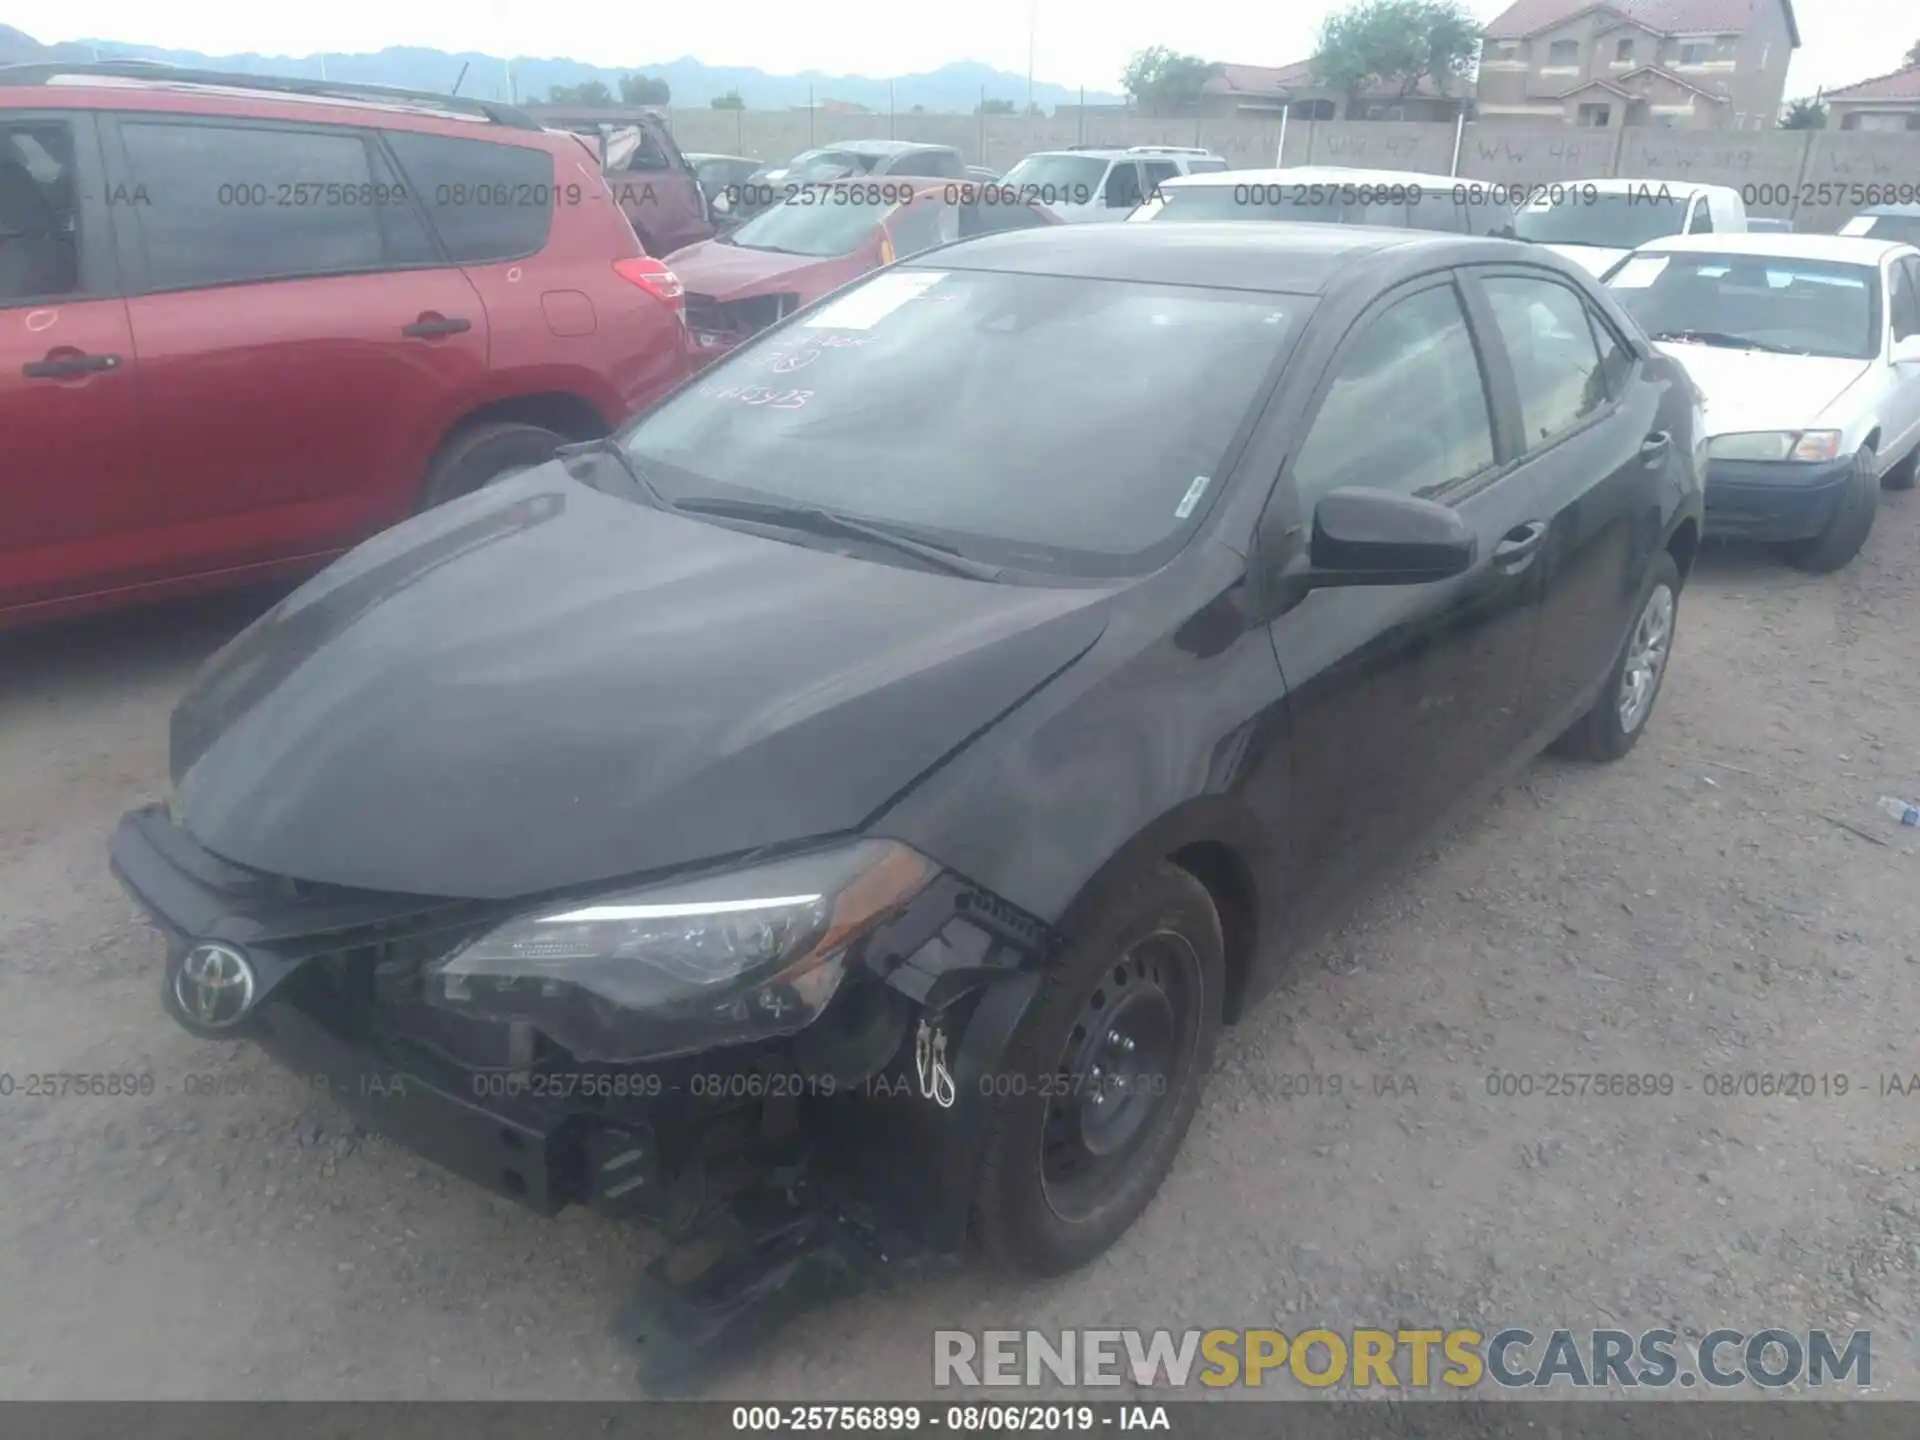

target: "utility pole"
[319,53,328,81]
[1026,0,1036,115]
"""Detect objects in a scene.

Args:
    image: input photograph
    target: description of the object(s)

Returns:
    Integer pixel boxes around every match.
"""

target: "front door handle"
[23,351,122,378]
[1491,519,1548,572]
[401,315,472,338]
[1640,430,1672,465]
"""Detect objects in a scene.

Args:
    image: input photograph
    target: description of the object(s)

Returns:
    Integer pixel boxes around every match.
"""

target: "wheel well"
[1169,841,1259,1024]
[447,392,611,447]
[1666,517,1700,586]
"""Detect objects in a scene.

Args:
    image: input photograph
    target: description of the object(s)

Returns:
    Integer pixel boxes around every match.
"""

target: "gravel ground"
[1,496,1917,1402]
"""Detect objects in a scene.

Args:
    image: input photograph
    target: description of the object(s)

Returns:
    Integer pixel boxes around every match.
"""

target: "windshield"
[620,268,1305,577]
[1606,252,1879,360]
[778,149,864,181]
[998,154,1107,205]
[726,191,895,256]
[1138,180,1422,229]
[1513,190,1695,248]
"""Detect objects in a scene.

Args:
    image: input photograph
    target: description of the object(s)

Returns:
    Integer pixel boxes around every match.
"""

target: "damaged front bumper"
[109,803,1058,1386]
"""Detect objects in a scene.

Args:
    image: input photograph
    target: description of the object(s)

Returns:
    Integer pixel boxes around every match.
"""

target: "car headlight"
[426,840,937,1063]
[1707,430,1842,463]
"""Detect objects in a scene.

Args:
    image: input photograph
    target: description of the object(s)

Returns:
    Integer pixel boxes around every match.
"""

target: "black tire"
[970,861,1224,1277]
[1549,550,1681,763]
[417,422,569,511]
[1780,445,1877,573]
[1884,446,1918,492]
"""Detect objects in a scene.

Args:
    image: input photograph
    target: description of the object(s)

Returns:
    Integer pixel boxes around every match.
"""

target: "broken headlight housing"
[424,841,936,1063]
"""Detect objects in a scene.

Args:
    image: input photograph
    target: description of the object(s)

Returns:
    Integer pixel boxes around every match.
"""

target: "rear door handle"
[1492,520,1548,571]
[401,315,472,338]
[1640,430,1672,464]
[23,352,121,378]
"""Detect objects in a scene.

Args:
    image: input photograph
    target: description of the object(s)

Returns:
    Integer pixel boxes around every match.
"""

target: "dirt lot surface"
[2,498,1918,1402]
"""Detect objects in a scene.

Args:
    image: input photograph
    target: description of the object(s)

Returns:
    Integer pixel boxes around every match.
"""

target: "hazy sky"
[29,0,1912,99]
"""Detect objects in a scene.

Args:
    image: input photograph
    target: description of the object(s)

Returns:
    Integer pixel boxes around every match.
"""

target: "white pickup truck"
[1511,178,1748,276]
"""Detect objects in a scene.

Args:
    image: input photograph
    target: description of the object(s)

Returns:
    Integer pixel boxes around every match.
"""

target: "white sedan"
[1601,232,1920,572]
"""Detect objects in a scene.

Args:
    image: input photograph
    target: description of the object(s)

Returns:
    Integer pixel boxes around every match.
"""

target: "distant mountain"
[0,28,1124,113]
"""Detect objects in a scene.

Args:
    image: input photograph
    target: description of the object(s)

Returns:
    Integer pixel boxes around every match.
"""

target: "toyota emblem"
[173,942,257,1029]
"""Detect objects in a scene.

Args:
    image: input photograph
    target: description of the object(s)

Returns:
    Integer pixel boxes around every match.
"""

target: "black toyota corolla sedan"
[112,222,1701,1371]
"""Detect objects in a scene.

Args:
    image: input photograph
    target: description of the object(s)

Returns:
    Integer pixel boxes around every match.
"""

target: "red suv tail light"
[614,257,686,317]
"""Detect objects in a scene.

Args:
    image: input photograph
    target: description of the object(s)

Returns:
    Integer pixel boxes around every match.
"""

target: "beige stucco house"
[1476,0,1799,129]
[1822,65,1920,131]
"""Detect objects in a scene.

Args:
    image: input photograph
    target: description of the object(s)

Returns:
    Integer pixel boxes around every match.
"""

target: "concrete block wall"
[656,109,1920,232]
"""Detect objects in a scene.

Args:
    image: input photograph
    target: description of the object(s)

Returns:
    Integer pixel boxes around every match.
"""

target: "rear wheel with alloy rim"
[1549,550,1681,763]
[971,862,1223,1276]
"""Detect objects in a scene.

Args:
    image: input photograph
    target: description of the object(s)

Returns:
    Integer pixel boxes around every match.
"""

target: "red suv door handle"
[24,351,121,378]
[401,315,472,338]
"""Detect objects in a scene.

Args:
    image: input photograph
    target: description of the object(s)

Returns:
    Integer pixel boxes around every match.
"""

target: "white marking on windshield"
[803,271,947,330]
[1175,476,1211,519]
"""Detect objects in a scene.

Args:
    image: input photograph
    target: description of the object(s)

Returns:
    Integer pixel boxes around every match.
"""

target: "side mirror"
[1302,487,1477,588]
[1892,335,1920,367]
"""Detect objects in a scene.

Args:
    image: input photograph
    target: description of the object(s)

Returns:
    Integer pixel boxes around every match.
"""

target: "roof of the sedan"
[1632,232,1916,264]
[913,221,1550,296]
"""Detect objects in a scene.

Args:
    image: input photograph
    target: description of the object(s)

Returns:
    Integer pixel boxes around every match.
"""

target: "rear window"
[1844,213,1920,245]
[1140,180,1420,229]
[998,154,1107,206]
[385,132,555,263]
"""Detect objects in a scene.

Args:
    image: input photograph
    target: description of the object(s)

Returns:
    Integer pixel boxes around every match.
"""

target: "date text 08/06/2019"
[730,1407,1165,1432]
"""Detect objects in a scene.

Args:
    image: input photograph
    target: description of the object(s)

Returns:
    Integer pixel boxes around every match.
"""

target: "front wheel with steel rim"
[1550,550,1682,763]
[970,862,1224,1276]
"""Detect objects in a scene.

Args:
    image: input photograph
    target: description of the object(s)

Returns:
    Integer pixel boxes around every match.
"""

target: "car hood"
[1542,243,1628,276]
[669,238,841,300]
[169,470,1112,900]
[1651,343,1870,437]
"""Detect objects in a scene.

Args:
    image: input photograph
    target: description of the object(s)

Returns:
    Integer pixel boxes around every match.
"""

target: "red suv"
[0,61,693,627]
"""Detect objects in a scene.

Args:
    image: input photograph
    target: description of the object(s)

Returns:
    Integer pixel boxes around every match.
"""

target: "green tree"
[1312,0,1480,116]
[710,89,745,109]
[976,97,1017,115]
[910,103,925,113]
[619,73,670,105]
[1906,37,1920,67]
[548,79,614,105]
[1120,46,1223,116]
[1780,95,1827,128]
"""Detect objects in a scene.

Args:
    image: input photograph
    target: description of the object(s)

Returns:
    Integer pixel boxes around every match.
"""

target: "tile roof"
[1822,65,1920,102]
[1483,0,1798,46]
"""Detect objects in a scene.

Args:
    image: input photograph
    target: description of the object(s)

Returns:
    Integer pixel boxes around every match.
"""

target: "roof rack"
[1124,145,1215,155]
[0,59,544,129]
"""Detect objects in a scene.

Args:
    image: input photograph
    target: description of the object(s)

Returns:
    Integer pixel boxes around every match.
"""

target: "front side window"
[385,131,555,263]
[120,121,389,290]
[621,267,1306,576]
[726,190,895,257]
[998,154,1108,200]
[1290,284,1496,512]
[1890,259,1919,342]
[1606,251,1879,360]
[1481,274,1611,449]
[0,119,81,303]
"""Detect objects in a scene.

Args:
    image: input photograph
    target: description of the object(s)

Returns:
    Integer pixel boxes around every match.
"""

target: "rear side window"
[385,132,555,263]
[1104,162,1144,209]
[1892,260,1920,342]
[1140,160,1182,192]
[0,118,83,303]
[118,121,393,290]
